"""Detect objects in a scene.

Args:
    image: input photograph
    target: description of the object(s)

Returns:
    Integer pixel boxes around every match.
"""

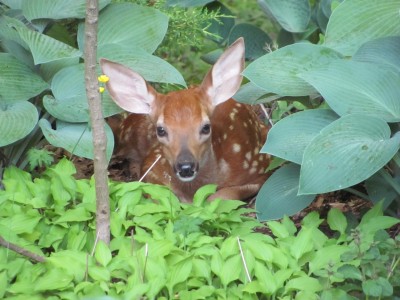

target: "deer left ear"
[100,58,157,114]
[200,38,245,107]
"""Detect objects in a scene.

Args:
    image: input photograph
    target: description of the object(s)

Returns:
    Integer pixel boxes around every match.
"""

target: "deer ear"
[100,58,156,114]
[201,38,245,107]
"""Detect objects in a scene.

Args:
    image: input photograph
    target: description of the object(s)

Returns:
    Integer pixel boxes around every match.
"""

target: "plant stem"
[344,187,371,201]
[379,169,400,195]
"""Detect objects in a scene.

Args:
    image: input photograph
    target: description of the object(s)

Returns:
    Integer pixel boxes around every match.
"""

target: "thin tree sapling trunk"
[84,0,110,244]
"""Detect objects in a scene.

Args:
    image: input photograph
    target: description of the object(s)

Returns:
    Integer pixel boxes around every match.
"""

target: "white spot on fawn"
[245,151,252,161]
[243,161,249,169]
[230,112,236,120]
[229,124,234,130]
[223,133,227,140]
[219,159,230,173]
[233,143,241,153]
[249,167,257,175]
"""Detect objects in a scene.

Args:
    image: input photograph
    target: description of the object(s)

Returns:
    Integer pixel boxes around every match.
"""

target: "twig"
[142,243,149,282]
[259,104,274,127]
[0,235,46,263]
[139,154,162,182]
[237,237,251,282]
[91,231,100,257]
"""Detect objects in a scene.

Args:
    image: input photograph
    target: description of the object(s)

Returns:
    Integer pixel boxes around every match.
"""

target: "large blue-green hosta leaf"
[0,15,27,48]
[300,60,400,122]
[0,101,38,146]
[98,44,186,86]
[353,36,400,72]
[228,24,272,60]
[1,0,23,9]
[0,53,49,103]
[78,3,168,54]
[263,109,338,164]
[22,0,111,21]
[258,0,311,33]
[233,82,270,104]
[39,120,114,162]
[44,64,122,122]
[324,0,400,56]
[256,163,315,221]
[243,43,342,96]
[13,24,82,65]
[299,114,400,194]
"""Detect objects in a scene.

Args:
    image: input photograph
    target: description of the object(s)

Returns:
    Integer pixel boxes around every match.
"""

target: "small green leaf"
[0,213,41,235]
[220,254,242,287]
[337,264,363,281]
[95,240,112,267]
[193,184,216,206]
[54,207,92,224]
[267,220,290,238]
[0,271,7,299]
[362,277,393,297]
[327,208,347,235]
[167,257,193,291]
[88,265,111,282]
[214,200,245,214]
[290,227,313,260]
[47,250,88,282]
[309,245,348,274]
[34,268,73,291]
[285,276,323,293]
[359,216,400,234]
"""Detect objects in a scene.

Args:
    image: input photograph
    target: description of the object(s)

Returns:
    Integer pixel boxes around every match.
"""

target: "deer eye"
[200,124,211,135]
[156,126,167,137]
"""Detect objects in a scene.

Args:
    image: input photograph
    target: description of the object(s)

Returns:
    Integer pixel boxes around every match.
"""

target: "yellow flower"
[99,86,105,93]
[98,74,109,83]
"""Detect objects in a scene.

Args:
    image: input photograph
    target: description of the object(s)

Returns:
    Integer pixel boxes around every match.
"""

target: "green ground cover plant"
[0,159,398,299]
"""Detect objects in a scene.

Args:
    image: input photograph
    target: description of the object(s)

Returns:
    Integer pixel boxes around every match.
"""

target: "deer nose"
[175,151,198,182]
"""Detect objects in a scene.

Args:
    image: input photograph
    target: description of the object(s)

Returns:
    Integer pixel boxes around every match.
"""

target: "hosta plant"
[240,0,400,220]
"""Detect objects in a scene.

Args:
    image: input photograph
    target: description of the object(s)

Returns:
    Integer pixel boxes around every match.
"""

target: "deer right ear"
[100,58,156,114]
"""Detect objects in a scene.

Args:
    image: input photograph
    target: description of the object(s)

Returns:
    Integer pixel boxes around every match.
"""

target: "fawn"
[100,38,270,202]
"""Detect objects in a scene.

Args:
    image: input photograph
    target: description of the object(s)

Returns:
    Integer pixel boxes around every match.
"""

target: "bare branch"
[0,235,46,263]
